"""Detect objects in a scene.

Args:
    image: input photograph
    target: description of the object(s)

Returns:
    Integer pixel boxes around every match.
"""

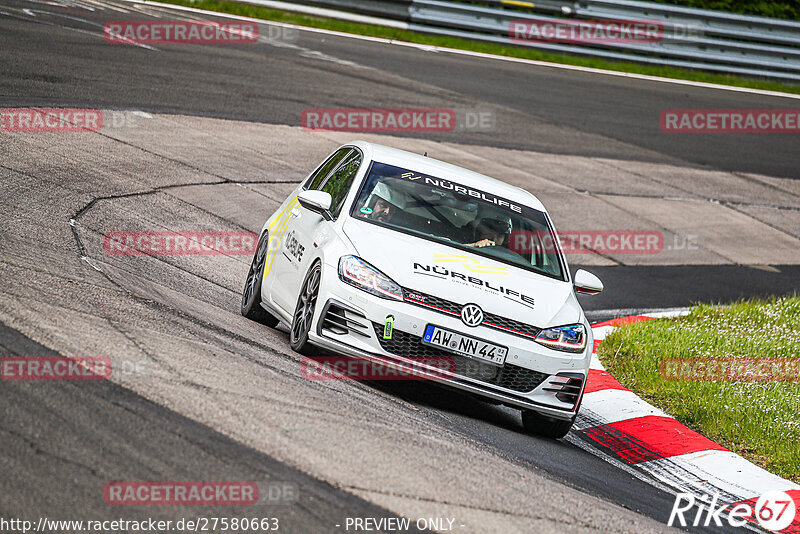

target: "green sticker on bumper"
[383,315,394,340]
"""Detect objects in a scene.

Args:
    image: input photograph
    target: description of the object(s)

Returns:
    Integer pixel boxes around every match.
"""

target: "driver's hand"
[467,239,495,248]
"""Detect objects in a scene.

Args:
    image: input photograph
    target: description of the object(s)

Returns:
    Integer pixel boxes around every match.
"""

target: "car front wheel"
[290,262,321,355]
[521,409,575,439]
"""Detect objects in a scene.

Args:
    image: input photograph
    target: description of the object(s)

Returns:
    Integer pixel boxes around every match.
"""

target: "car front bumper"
[307,264,592,420]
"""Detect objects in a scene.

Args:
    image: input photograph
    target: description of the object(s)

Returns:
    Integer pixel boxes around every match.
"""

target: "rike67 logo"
[669,491,797,531]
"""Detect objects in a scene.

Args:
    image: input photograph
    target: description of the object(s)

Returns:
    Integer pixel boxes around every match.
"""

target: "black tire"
[521,410,574,440]
[241,232,280,327]
[289,262,321,355]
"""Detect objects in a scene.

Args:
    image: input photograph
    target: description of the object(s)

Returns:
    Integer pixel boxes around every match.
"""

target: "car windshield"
[350,162,565,280]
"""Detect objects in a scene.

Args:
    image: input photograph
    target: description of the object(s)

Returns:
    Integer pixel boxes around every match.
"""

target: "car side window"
[320,150,362,218]
[305,148,351,190]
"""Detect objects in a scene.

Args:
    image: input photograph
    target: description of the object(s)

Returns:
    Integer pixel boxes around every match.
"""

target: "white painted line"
[589,354,605,370]
[591,307,690,317]
[643,310,692,319]
[591,325,616,341]
[24,8,159,50]
[118,0,800,100]
[85,0,132,12]
[641,450,800,500]
[580,388,668,426]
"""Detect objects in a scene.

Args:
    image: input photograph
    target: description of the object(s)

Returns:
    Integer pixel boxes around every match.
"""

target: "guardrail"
[254,0,800,82]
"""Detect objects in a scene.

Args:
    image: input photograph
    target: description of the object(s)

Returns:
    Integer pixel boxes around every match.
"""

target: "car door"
[266,148,351,313]
[270,148,362,313]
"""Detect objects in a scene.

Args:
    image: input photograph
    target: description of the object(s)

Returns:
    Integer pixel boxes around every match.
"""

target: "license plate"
[422,325,507,366]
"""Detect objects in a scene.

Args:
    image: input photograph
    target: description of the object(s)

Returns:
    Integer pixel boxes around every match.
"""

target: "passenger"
[465,216,512,248]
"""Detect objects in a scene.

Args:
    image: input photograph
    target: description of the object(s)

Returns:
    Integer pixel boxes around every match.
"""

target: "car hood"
[342,219,581,328]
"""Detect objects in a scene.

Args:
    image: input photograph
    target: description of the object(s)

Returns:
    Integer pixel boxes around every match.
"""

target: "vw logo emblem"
[461,304,484,327]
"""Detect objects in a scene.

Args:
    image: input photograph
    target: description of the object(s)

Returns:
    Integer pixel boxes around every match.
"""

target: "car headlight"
[338,255,403,301]
[535,324,587,353]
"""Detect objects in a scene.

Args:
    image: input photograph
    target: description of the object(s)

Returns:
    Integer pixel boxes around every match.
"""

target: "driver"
[360,183,399,224]
[465,216,512,248]
[371,197,396,223]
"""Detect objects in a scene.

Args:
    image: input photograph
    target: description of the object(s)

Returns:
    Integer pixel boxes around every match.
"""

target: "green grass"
[156,0,800,94]
[598,297,800,483]
[650,0,799,21]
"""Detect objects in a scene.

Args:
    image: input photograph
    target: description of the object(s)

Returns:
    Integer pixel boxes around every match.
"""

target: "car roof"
[345,141,547,212]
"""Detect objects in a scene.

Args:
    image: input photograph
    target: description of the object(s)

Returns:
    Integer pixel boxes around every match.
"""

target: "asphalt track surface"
[0,324,427,533]
[1,0,799,178]
[1,0,798,532]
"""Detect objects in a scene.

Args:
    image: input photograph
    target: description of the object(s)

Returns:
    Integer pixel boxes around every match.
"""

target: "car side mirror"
[574,269,603,295]
[298,190,333,221]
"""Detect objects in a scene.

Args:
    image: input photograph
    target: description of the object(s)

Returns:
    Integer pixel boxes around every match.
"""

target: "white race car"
[241,141,603,438]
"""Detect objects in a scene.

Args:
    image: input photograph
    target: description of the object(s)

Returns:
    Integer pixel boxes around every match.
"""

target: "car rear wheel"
[241,232,279,327]
[290,262,321,355]
[521,409,574,439]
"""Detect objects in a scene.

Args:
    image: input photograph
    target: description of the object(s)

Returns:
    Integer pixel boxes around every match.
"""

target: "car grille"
[402,288,542,340]
[372,323,549,393]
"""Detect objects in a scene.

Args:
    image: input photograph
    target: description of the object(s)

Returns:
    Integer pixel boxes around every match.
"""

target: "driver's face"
[372,198,394,222]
